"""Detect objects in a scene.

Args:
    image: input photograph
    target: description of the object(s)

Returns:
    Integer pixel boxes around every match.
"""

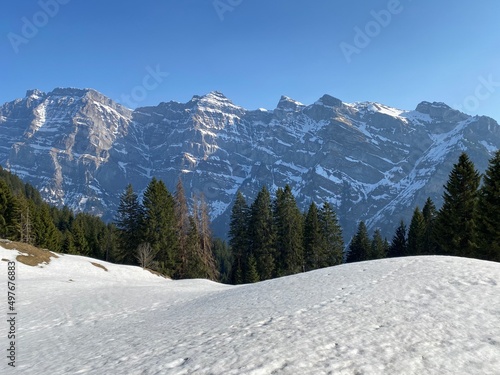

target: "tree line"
[0,169,220,280]
[346,151,500,263]
[0,150,499,284]
[114,178,218,280]
[0,166,117,260]
[228,185,344,284]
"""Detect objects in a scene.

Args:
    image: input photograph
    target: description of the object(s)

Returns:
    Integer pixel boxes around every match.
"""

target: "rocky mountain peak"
[47,87,93,97]
[193,91,228,103]
[189,91,242,114]
[415,101,465,122]
[25,89,46,99]
[315,94,343,108]
[205,90,228,100]
[1,88,499,240]
[276,95,305,112]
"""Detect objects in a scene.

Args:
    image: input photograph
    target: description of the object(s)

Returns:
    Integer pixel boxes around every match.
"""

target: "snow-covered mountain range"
[2,243,500,374]
[1,88,499,239]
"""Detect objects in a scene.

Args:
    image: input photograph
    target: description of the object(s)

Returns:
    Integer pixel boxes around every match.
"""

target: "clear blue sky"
[1,0,500,121]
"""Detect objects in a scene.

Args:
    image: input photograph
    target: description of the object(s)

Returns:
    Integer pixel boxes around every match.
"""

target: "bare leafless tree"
[136,242,155,269]
[20,207,34,245]
[199,194,219,281]
[175,178,190,278]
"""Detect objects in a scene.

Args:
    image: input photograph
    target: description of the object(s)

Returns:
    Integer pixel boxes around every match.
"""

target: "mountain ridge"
[1,88,499,239]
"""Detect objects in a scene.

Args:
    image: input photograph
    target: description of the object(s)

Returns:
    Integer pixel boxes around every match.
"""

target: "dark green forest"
[1,150,499,284]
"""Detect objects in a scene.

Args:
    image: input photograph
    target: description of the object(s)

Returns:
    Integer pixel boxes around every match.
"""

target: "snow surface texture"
[1,245,500,374]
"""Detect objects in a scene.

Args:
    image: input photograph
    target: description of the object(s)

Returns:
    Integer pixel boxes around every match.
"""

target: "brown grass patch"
[90,262,108,272]
[146,268,169,279]
[0,240,59,267]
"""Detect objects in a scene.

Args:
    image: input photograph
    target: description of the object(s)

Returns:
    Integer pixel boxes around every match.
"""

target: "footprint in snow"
[165,358,189,369]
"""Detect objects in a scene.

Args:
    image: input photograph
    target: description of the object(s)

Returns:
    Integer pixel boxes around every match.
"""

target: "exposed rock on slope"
[1,88,499,238]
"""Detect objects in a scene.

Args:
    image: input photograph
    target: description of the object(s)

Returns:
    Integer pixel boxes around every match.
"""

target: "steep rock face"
[1,89,499,240]
[0,88,132,214]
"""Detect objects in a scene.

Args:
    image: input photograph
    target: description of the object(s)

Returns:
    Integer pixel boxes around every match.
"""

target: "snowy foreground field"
[1,245,500,374]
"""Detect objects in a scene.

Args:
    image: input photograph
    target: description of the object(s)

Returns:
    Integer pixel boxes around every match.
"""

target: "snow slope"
[1,245,500,374]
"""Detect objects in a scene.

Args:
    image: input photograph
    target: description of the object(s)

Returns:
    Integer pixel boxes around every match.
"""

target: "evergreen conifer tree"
[0,180,9,235]
[304,202,324,271]
[213,238,233,284]
[61,230,76,254]
[388,220,407,258]
[0,180,19,239]
[77,213,108,260]
[407,207,426,256]
[245,254,260,283]
[346,221,370,263]
[233,264,244,285]
[142,178,178,275]
[249,186,276,280]
[370,228,387,259]
[422,197,438,255]
[383,238,390,257]
[71,217,90,256]
[434,153,480,257]
[273,185,304,275]
[53,205,74,232]
[228,191,250,284]
[102,224,119,262]
[115,184,144,264]
[319,202,344,267]
[34,203,61,251]
[477,150,500,261]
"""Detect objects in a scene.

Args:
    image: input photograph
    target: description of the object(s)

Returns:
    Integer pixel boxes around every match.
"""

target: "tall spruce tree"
[370,228,387,260]
[213,238,233,284]
[477,150,500,261]
[35,203,61,251]
[0,180,19,240]
[142,178,178,275]
[115,184,144,265]
[319,202,344,266]
[61,230,76,254]
[53,205,74,232]
[274,185,304,275]
[346,221,370,263]
[388,220,407,258]
[245,254,260,283]
[78,213,110,260]
[249,186,276,280]
[422,197,438,255]
[102,224,119,262]
[0,180,9,236]
[434,153,481,258]
[303,202,324,271]
[229,191,250,284]
[407,207,426,256]
[71,217,90,256]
